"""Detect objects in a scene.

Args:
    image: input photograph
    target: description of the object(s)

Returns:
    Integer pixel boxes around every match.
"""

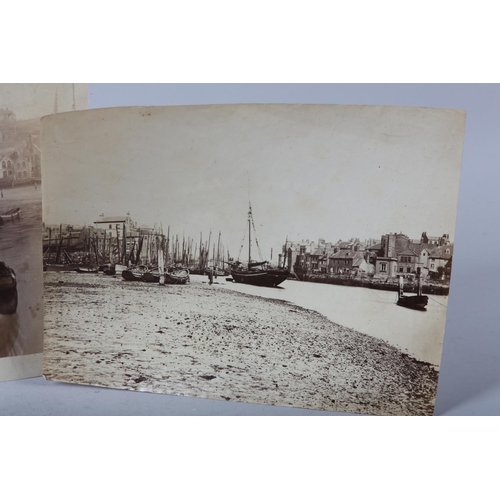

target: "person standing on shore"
[208,267,214,285]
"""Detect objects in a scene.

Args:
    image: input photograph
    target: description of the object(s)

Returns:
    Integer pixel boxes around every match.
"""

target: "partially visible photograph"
[0,84,88,366]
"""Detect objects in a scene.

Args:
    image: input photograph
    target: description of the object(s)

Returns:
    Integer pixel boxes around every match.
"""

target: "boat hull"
[164,270,190,285]
[397,294,429,311]
[231,269,290,287]
[0,263,18,314]
[122,270,145,281]
[143,272,160,283]
[75,267,99,274]
[0,208,20,222]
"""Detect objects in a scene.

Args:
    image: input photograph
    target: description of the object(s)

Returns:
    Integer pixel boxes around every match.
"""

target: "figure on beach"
[208,267,214,285]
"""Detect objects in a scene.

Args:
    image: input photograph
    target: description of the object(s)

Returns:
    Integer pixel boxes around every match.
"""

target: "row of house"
[286,232,453,281]
[0,108,41,187]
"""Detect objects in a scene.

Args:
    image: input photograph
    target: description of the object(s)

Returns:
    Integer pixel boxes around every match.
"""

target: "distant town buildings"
[0,108,41,187]
[288,231,453,281]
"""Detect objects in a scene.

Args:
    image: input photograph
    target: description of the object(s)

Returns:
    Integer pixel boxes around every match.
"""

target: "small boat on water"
[164,268,190,285]
[0,207,21,222]
[396,273,428,311]
[0,262,18,315]
[230,204,289,287]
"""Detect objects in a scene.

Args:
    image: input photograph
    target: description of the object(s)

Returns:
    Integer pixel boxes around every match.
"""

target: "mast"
[207,230,212,268]
[166,226,170,267]
[199,232,203,270]
[248,204,252,265]
[217,231,221,269]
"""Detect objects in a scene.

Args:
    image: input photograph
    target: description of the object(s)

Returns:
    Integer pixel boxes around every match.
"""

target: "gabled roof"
[368,242,383,251]
[352,254,367,267]
[312,249,326,256]
[330,250,364,260]
[398,248,419,257]
[428,244,454,259]
[408,243,436,254]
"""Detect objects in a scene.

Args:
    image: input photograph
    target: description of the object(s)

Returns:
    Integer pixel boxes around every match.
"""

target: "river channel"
[191,273,448,366]
[0,185,43,357]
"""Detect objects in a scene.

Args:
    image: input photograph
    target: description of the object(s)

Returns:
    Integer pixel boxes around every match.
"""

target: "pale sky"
[41,104,465,261]
[0,84,87,121]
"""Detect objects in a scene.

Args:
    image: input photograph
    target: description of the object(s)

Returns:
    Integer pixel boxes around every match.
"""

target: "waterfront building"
[94,214,137,239]
[0,109,40,187]
[427,244,453,279]
[328,249,371,275]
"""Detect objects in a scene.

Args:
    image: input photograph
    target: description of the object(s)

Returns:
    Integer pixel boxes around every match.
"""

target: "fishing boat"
[143,270,160,283]
[122,265,149,281]
[396,272,428,311]
[101,264,116,275]
[230,204,290,287]
[0,262,17,315]
[164,268,190,285]
[0,207,20,222]
[75,267,99,273]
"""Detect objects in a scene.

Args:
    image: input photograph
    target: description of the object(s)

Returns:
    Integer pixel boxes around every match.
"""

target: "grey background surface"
[1,83,497,415]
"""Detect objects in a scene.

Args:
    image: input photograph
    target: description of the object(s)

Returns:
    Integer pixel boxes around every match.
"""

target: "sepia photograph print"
[0,83,88,381]
[41,104,465,415]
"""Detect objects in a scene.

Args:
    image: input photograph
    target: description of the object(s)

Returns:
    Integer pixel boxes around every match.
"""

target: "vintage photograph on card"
[0,84,87,377]
[41,104,465,415]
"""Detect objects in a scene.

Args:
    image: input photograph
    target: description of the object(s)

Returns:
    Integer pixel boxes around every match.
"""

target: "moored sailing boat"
[230,204,289,287]
[0,262,18,315]
[396,270,428,310]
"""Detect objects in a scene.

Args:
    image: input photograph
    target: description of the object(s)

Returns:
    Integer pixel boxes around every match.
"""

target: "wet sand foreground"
[43,272,439,415]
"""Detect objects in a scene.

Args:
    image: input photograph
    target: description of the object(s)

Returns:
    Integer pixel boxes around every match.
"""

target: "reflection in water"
[0,185,43,357]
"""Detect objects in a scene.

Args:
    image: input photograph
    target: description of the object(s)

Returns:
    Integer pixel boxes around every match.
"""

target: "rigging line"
[427,295,447,308]
[249,212,264,261]
[237,219,249,261]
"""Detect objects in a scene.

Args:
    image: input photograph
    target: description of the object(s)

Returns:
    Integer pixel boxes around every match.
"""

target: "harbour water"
[0,185,43,357]
[191,274,448,366]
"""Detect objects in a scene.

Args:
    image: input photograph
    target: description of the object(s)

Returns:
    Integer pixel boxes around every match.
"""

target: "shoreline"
[43,272,439,415]
[294,273,450,296]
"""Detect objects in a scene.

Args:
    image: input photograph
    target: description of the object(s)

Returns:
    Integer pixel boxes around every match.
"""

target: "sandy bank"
[43,272,438,415]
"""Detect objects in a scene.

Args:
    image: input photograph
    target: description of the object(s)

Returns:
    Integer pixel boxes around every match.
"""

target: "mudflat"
[43,272,438,415]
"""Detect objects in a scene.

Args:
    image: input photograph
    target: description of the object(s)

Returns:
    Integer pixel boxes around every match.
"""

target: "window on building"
[7,161,11,168]
[399,267,403,272]
[109,224,112,229]
[380,263,387,272]
[2,161,5,169]
[431,263,435,269]
[407,267,411,273]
